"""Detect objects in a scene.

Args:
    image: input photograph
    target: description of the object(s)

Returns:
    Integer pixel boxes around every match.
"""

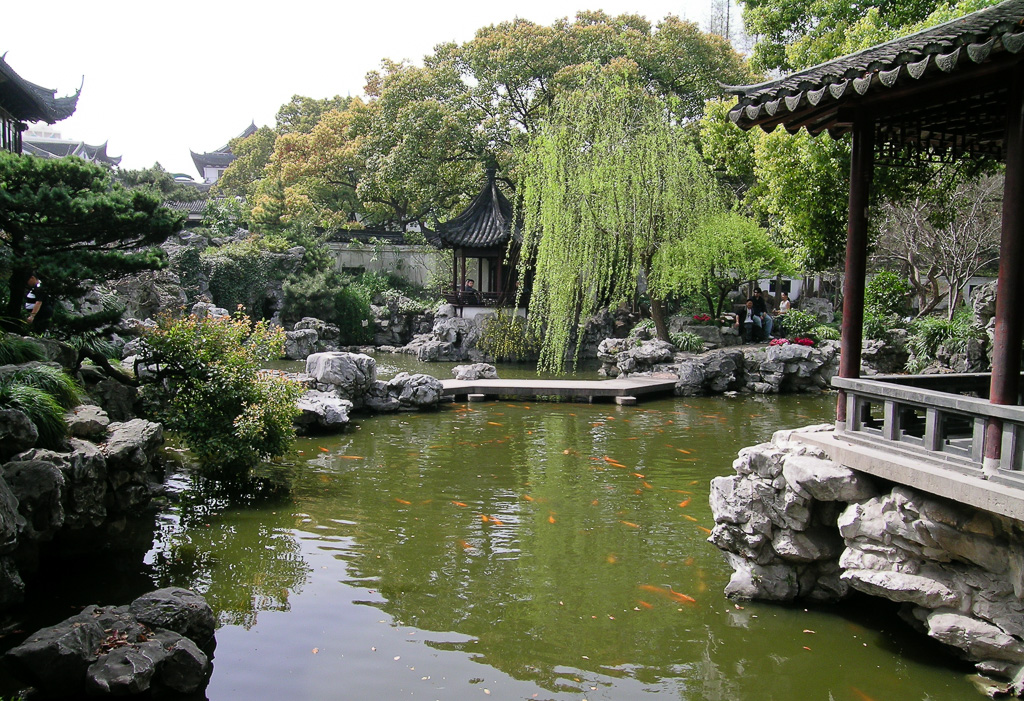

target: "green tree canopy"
[517,60,721,372]
[658,211,796,317]
[0,153,184,327]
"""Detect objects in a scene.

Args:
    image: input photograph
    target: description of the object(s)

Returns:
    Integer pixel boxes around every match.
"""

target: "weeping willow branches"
[516,61,721,372]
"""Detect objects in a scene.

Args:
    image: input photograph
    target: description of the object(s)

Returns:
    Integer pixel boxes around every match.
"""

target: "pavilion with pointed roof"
[434,169,524,310]
[0,54,80,154]
[190,122,257,185]
[725,0,1024,512]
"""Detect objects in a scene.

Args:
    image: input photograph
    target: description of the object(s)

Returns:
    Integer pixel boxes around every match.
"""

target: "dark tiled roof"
[23,138,121,165]
[725,0,1024,143]
[0,54,79,124]
[436,171,518,249]
[167,199,208,215]
[190,122,258,174]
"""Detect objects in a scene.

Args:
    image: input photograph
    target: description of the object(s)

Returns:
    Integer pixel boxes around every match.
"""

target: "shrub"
[866,270,911,318]
[0,364,82,448]
[863,312,900,342]
[203,235,291,319]
[812,324,841,341]
[0,332,44,364]
[670,330,704,352]
[282,270,372,344]
[905,306,982,373]
[478,310,540,362]
[780,309,819,339]
[141,311,303,473]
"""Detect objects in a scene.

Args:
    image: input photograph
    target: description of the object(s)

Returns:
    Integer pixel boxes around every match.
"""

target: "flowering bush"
[794,337,815,346]
[768,338,790,346]
[692,313,713,324]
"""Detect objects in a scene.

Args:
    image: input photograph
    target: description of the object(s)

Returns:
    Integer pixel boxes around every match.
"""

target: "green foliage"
[0,364,82,448]
[863,312,899,342]
[202,235,284,319]
[865,269,911,317]
[116,163,204,202]
[141,312,303,473]
[670,331,705,353]
[478,310,540,362]
[168,245,204,304]
[659,211,795,317]
[812,324,841,341]
[214,126,278,199]
[0,152,184,331]
[905,306,982,373]
[0,332,44,364]
[281,271,373,344]
[780,309,820,339]
[517,61,721,372]
[202,198,245,236]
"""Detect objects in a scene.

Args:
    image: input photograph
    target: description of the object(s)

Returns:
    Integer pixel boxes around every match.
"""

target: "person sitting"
[750,288,774,339]
[462,278,480,303]
[775,291,791,337]
[735,300,762,343]
[777,291,792,314]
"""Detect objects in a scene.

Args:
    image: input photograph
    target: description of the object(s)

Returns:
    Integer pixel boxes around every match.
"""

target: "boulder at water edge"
[6,588,215,698]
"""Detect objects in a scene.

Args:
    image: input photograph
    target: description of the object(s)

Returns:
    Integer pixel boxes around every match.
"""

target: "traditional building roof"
[190,121,257,175]
[725,0,1024,162]
[435,170,518,249]
[0,54,80,124]
[23,137,121,165]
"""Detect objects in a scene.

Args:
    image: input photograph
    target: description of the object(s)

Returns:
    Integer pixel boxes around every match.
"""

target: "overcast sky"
[5,1,725,177]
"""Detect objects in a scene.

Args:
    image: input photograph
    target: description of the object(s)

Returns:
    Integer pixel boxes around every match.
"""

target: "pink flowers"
[769,337,815,346]
[768,338,789,346]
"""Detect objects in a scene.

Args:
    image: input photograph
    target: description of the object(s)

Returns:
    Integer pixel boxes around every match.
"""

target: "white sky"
[4,0,722,177]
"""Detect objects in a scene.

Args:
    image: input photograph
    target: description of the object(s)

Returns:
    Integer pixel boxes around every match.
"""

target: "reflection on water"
[148,393,972,700]
[2,391,975,700]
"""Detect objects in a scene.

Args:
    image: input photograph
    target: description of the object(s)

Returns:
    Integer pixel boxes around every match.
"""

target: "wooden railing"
[832,374,1024,474]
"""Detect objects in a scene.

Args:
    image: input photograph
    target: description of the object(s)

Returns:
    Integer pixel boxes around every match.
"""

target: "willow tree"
[517,60,720,373]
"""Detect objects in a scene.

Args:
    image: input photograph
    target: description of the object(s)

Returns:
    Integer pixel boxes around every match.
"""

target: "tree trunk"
[651,297,670,342]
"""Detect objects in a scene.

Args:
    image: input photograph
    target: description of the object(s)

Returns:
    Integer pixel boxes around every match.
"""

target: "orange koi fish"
[632,472,645,478]
[637,600,654,610]
[451,501,468,507]
[548,514,557,524]
[668,588,696,604]
[487,421,502,426]
[395,498,411,505]
[678,498,691,508]
[697,526,712,534]
[490,517,504,526]
[620,521,641,528]
[319,447,329,453]
[850,688,877,701]
[626,436,640,440]
[606,554,618,564]
[591,499,599,506]
[642,482,653,490]
[339,456,364,460]
[480,514,489,522]
[523,495,535,502]
[683,515,698,522]
[671,489,693,495]
[458,539,473,550]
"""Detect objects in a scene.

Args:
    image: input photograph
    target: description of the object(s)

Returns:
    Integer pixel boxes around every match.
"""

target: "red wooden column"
[984,66,1024,476]
[837,115,875,429]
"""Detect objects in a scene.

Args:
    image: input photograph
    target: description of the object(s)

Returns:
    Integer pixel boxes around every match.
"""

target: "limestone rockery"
[710,425,1024,693]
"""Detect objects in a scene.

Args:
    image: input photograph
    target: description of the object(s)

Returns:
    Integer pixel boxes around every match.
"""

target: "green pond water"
[4,357,979,700]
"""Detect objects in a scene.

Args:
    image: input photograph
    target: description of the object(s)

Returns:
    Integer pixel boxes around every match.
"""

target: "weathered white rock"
[782,455,877,502]
[842,569,960,608]
[295,391,353,428]
[927,611,1024,663]
[452,363,498,381]
[284,328,319,360]
[65,405,110,439]
[305,352,377,400]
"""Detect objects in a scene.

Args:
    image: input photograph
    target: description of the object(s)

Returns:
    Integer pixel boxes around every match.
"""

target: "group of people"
[735,288,791,343]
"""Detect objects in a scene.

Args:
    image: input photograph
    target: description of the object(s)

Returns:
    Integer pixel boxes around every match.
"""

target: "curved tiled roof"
[24,138,121,165]
[190,122,258,174]
[0,54,79,124]
[725,0,1024,148]
[436,170,518,249]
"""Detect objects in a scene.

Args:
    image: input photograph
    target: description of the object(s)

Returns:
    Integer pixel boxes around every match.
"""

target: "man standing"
[23,272,52,332]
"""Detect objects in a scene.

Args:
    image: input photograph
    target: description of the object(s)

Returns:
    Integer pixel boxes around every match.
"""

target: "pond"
[4,364,977,700]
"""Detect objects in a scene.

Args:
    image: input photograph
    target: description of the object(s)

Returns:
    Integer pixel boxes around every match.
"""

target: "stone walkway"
[440,375,678,404]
